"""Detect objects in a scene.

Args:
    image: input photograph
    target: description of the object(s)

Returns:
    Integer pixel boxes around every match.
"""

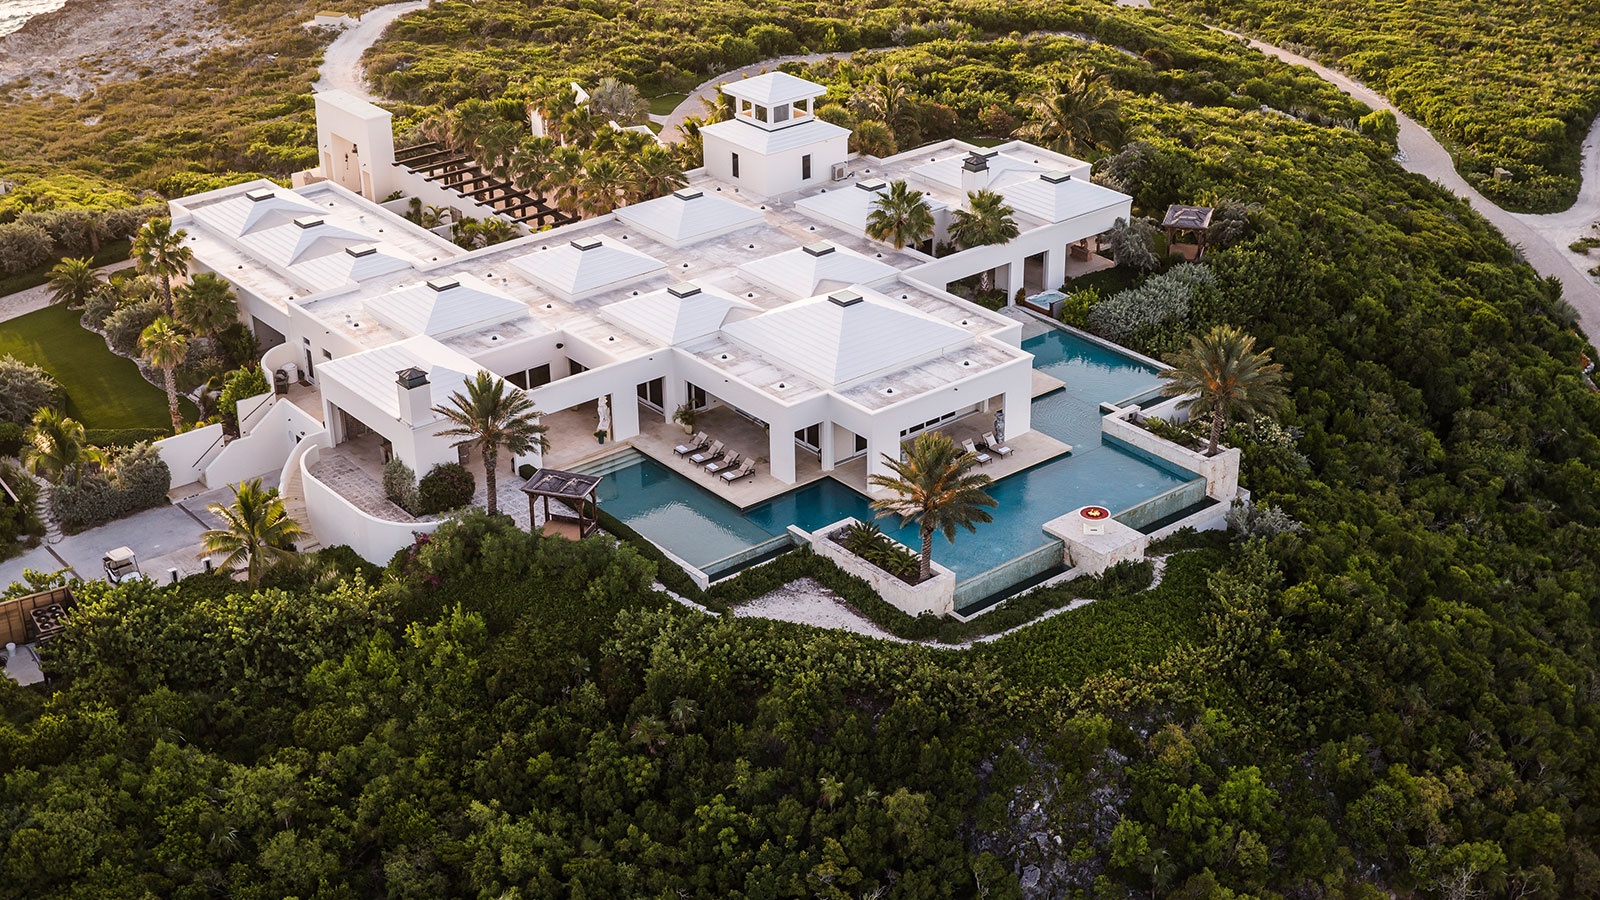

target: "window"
[507,370,529,389]
[636,378,664,410]
[754,105,768,123]
[795,423,821,451]
[303,338,314,376]
[687,383,708,408]
[801,154,812,180]
[529,363,551,387]
[569,359,589,376]
[731,153,740,178]
[774,104,789,123]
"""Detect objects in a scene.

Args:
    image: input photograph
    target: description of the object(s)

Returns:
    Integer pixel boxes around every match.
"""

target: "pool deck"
[1032,370,1066,398]
[827,413,1072,496]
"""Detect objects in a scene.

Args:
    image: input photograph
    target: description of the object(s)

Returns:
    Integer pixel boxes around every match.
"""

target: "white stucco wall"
[801,519,956,618]
[1102,413,1241,501]
[300,442,441,565]
[152,424,227,489]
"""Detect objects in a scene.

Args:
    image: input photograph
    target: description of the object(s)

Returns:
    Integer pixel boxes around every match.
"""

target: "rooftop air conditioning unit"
[831,162,849,182]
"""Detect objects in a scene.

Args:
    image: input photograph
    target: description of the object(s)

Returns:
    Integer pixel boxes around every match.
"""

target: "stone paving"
[308,454,416,522]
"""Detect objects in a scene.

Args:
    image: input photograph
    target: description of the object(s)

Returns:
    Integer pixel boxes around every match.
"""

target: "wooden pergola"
[521,468,603,540]
[1162,204,1214,260]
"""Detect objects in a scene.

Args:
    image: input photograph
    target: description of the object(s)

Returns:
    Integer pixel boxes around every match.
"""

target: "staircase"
[278,455,323,554]
[29,472,64,545]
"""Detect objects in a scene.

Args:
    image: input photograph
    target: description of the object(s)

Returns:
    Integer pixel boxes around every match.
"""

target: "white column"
[1002,382,1031,437]
[1044,246,1067,292]
[662,377,686,424]
[611,392,640,441]
[1003,259,1026,302]
[768,421,796,484]
[865,421,904,492]
[819,422,837,472]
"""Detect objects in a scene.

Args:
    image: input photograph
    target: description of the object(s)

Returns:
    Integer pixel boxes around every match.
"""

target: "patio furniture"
[962,438,992,465]
[689,440,725,465]
[982,432,1014,458]
[674,431,710,455]
[720,459,757,482]
[705,451,742,476]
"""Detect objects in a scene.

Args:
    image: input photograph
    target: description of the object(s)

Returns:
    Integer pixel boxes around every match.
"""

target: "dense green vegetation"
[2,1,1599,896]
[0,305,186,430]
[1159,0,1600,212]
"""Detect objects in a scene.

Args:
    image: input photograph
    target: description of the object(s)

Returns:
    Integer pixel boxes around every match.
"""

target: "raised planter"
[800,518,956,618]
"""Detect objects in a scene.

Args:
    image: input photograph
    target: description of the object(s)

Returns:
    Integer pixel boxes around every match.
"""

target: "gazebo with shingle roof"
[1162,204,1215,260]
[521,468,603,539]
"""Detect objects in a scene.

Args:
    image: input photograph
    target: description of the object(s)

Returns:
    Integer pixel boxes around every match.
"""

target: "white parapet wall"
[152,423,226,489]
[300,442,442,565]
[797,518,956,618]
[205,399,323,489]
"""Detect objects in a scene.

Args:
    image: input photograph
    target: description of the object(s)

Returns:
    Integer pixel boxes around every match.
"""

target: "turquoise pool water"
[588,328,1197,586]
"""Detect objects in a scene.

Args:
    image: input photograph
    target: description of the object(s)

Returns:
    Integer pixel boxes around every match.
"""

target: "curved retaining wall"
[299,442,441,565]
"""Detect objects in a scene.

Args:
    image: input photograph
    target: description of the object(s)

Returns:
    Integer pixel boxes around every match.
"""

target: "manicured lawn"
[0,304,192,431]
[646,93,688,116]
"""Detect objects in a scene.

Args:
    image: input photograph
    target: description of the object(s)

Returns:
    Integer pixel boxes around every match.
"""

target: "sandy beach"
[0,0,237,97]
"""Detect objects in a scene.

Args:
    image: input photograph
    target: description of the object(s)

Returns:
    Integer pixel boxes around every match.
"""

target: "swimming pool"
[586,327,1198,595]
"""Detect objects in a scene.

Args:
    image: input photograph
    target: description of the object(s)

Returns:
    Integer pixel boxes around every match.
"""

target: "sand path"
[313,0,432,103]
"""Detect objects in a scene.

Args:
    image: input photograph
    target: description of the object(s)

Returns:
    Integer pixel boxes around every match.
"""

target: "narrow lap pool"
[587,328,1199,595]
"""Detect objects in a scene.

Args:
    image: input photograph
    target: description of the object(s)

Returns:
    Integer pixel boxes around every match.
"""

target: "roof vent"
[668,283,702,298]
[570,236,602,251]
[1041,171,1072,184]
[961,152,990,172]
[245,188,275,202]
[426,277,460,292]
[293,215,325,229]
[395,367,429,389]
[802,241,836,257]
[345,243,379,258]
[672,188,704,201]
[827,289,864,307]
[856,178,888,192]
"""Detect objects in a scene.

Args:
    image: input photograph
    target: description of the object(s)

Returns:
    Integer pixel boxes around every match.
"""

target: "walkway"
[1221,31,1600,332]
[0,258,135,325]
[312,0,431,103]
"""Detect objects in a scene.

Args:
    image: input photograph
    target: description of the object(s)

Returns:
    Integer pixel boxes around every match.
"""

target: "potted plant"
[594,429,608,444]
[671,402,697,434]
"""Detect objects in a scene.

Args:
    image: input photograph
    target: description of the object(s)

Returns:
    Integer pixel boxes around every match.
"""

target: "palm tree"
[866,180,934,250]
[132,217,192,317]
[1016,70,1124,157]
[433,370,549,516]
[47,257,101,309]
[174,272,239,340]
[588,76,649,126]
[868,431,997,583]
[949,190,1020,291]
[629,144,688,201]
[23,407,87,484]
[580,154,633,216]
[511,136,558,200]
[139,316,190,433]
[548,147,588,216]
[851,66,918,140]
[1161,324,1289,456]
[201,478,306,585]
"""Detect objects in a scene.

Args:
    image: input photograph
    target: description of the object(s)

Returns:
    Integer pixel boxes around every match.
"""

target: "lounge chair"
[674,431,709,455]
[723,458,758,480]
[963,438,992,465]
[705,451,741,475]
[720,459,757,482]
[982,432,1014,458]
[689,440,724,465]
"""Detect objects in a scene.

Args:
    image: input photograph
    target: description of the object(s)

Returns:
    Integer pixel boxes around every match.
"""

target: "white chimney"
[396,367,432,425]
[960,151,991,195]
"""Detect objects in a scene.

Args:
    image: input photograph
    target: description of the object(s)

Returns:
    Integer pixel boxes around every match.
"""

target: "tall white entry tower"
[700,72,850,199]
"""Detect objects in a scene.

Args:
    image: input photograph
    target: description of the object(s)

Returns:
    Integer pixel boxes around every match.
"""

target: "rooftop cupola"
[722,72,828,132]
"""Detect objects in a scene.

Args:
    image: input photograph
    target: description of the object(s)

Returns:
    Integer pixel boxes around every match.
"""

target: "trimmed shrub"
[0,356,63,426]
[50,441,171,533]
[1105,216,1160,273]
[0,222,54,275]
[217,365,270,432]
[0,421,24,458]
[1087,263,1216,342]
[80,284,120,329]
[383,458,421,515]
[517,463,536,479]
[103,298,165,356]
[83,427,167,448]
[417,462,474,514]
[0,461,42,547]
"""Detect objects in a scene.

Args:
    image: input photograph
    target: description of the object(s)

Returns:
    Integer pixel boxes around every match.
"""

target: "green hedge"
[84,427,168,448]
